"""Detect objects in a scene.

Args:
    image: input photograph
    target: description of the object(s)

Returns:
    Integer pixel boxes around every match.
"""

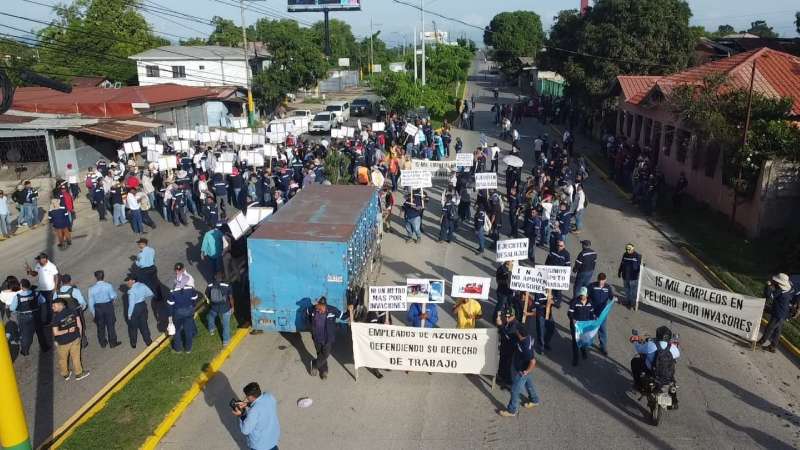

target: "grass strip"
[58,312,236,450]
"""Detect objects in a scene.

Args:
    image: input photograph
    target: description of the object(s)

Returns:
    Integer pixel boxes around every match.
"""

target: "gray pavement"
[150,55,799,449]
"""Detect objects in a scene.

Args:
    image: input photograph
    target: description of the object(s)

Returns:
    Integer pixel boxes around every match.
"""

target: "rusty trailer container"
[247,184,381,332]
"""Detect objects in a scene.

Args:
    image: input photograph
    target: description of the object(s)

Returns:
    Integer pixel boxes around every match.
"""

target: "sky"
[1,0,799,47]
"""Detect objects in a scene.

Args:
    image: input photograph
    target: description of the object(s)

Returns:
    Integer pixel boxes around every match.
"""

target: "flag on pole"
[574,301,615,349]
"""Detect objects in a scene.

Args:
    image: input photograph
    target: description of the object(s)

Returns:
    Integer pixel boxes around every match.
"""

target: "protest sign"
[246,207,273,226]
[331,128,342,139]
[638,265,765,341]
[400,170,432,189]
[496,238,529,262]
[406,279,445,304]
[351,323,499,375]
[367,286,408,311]
[227,211,250,240]
[154,144,163,153]
[345,126,356,138]
[146,150,161,162]
[165,127,178,137]
[178,129,192,140]
[451,276,491,300]
[475,172,498,190]
[157,155,177,172]
[195,125,209,134]
[404,123,419,136]
[538,265,571,290]
[262,144,278,157]
[123,142,141,154]
[510,265,548,293]
[141,136,156,148]
[232,118,248,129]
[372,122,385,132]
[173,140,189,151]
[215,161,234,174]
[455,152,474,168]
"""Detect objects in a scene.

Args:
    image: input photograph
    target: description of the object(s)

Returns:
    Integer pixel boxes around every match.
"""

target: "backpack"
[447,203,458,221]
[652,342,676,384]
[57,287,80,310]
[208,283,228,304]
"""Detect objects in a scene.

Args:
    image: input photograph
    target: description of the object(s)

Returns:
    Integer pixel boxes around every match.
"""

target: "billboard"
[288,0,361,12]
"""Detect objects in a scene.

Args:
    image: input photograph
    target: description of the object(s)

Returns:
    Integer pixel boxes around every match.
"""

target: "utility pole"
[239,0,257,126]
[420,0,426,86]
[370,18,374,75]
[730,58,758,228]
[413,25,418,83]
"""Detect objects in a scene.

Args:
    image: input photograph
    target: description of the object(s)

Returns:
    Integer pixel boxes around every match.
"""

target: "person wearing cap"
[573,240,597,298]
[90,178,107,221]
[201,223,225,278]
[124,275,153,348]
[545,239,570,308]
[26,253,59,324]
[174,262,196,290]
[56,274,88,348]
[759,273,798,352]
[51,298,90,381]
[496,305,520,387]
[88,270,120,348]
[498,323,541,416]
[305,296,348,380]
[617,243,642,307]
[568,287,597,366]
[587,273,614,355]
[9,278,51,355]
[167,284,198,353]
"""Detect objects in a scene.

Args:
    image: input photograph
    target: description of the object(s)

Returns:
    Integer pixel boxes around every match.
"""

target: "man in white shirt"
[490,144,501,173]
[126,187,145,235]
[26,252,59,323]
[540,199,553,247]
[573,185,587,233]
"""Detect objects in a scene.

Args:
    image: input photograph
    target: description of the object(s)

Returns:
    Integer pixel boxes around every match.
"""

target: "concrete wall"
[134,58,250,87]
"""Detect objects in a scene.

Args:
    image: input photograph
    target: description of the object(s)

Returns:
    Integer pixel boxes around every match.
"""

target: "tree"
[711,24,736,38]
[179,37,208,46]
[745,20,778,38]
[36,0,168,83]
[485,11,544,76]
[369,72,453,117]
[309,19,358,64]
[208,16,249,47]
[0,38,37,85]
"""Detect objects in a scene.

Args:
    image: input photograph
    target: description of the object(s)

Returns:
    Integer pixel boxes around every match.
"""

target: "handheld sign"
[246,207,273,226]
[510,265,548,293]
[367,286,408,311]
[123,142,141,154]
[404,123,419,136]
[141,136,156,148]
[372,122,385,132]
[451,275,491,300]
[400,170,432,189]
[496,238,529,262]
[455,152,474,168]
[538,265,571,291]
[475,172,498,190]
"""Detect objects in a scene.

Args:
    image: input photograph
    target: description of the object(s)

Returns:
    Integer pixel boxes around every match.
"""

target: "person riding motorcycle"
[630,326,680,405]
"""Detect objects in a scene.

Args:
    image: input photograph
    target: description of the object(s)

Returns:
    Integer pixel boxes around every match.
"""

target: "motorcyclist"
[630,326,680,402]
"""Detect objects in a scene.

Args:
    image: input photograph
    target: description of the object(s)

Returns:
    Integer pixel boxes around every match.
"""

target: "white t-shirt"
[490,146,500,160]
[0,290,17,306]
[126,193,141,210]
[541,201,553,221]
[36,261,59,291]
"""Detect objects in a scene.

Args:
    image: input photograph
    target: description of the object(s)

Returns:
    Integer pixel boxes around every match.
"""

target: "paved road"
[149,55,800,449]
[3,189,221,446]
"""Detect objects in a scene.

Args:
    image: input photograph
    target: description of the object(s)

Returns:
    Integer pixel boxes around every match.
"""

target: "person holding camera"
[232,382,280,450]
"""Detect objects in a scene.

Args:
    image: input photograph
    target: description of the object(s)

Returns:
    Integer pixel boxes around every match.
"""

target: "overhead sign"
[638,265,765,341]
[288,0,361,12]
[510,265,548,293]
[338,57,350,67]
[351,323,499,375]
[367,286,408,311]
[496,238,529,262]
[450,275,491,300]
[475,172,498,190]
[400,169,432,189]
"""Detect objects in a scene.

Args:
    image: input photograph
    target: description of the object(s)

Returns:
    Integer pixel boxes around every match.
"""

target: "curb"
[140,327,250,450]
[553,124,800,360]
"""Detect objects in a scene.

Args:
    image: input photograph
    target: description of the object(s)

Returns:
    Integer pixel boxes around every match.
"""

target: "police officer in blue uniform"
[568,287,596,366]
[91,182,107,221]
[167,285,198,353]
[588,273,614,355]
[171,185,188,226]
[573,240,597,298]
[10,278,50,355]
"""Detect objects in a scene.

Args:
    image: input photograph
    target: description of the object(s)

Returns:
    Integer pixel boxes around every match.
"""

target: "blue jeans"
[22,202,38,226]
[0,213,9,235]
[596,320,608,351]
[573,271,594,298]
[130,209,143,233]
[540,220,550,246]
[575,209,585,231]
[113,203,127,225]
[476,227,485,252]
[624,279,639,304]
[507,368,540,414]
[207,304,232,344]
[439,219,453,242]
[186,195,198,216]
[405,215,421,241]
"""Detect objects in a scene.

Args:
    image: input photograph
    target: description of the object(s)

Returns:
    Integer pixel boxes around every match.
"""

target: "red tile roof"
[12,84,214,118]
[617,76,660,104]
[618,48,800,116]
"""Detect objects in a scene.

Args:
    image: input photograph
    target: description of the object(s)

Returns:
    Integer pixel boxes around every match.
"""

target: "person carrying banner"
[499,323,541,417]
[568,287,596,366]
[407,302,438,328]
[618,243,642,307]
[758,273,798,352]
[587,273,614,356]
[453,298,482,329]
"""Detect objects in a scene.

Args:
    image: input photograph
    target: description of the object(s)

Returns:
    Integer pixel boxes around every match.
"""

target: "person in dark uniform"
[305,296,347,380]
[545,240,571,307]
[10,279,50,355]
[495,261,513,317]
[573,240,597,298]
[87,270,120,348]
[171,185,188,226]
[91,182,107,221]
[568,287,596,366]
[439,194,456,243]
[524,209,542,263]
[496,309,519,388]
[167,285,198,353]
[617,243,642,307]
[588,273,614,355]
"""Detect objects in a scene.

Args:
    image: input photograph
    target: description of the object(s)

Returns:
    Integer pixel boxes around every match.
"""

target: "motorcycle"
[630,329,680,426]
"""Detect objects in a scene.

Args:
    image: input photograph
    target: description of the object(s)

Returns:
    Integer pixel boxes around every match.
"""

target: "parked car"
[289,109,312,119]
[350,98,372,116]
[405,106,430,123]
[309,112,336,133]
[325,101,350,124]
[374,98,388,121]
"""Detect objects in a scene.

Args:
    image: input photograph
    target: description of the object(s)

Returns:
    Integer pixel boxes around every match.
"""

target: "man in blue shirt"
[587,273,614,355]
[233,382,280,450]
[167,286,198,353]
[407,303,438,328]
[201,224,224,277]
[125,275,153,348]
[88,270,120,348]
[499,323,541,417]
[136,238,156,269]
[304,297,348,380]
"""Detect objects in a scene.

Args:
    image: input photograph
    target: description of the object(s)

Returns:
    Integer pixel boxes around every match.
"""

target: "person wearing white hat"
[758,273,798,352]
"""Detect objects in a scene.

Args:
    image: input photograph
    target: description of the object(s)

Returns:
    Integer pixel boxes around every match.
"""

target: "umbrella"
[503,155,524,168]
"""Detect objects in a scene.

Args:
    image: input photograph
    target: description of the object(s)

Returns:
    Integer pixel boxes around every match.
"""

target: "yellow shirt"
[455,299,482,329]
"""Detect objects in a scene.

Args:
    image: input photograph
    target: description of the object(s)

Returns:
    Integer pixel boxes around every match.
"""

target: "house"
[129,45,269,88]
[611,47,800,237]
[694,36,800,65]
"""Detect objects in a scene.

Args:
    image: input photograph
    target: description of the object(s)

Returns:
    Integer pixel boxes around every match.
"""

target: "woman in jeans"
[47,199,71,249]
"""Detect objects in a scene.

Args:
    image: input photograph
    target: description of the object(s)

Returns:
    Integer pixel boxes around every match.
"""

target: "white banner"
[496,238,529,262]
[455,152,474,168]
[638,266,765,341]
[400,169,433,189]
[368,286,408,311]
[372,122,385,132]
[538,265,571,290]
[141,136,156,148]
[406,278,445,304]
[411,159,458,172]
[123,142,141,154]
[351,323,499,375]
[475,173,498,190]
[510,265,548,293]
[451,275,491,300]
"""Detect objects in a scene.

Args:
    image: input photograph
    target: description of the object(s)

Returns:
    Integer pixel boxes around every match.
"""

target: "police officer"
[171,184,188,226]
[56,274,89,348]
[88,270,120,348]
[524,208,542,263]
[617,243,642,307]
[10,279,50,355]
[568,287,596,366]
[545,239,571,307]
[167,285,198,353]
[125,275,153,348]
[588,273,614,355]
[135,238,161,305]
[573,240,597,298]
[91,180,107,221]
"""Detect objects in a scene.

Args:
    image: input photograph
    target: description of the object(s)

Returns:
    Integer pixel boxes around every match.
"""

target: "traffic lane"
[4,200,213,446]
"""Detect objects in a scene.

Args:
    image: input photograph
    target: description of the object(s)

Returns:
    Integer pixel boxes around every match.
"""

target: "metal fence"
[319,70,360,93]
[0,136,51,180]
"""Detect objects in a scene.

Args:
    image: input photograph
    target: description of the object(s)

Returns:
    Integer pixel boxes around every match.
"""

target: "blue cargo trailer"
[247,185,381,332]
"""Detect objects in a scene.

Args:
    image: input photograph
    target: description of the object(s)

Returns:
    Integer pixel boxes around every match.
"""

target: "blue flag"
[574,301,615,349]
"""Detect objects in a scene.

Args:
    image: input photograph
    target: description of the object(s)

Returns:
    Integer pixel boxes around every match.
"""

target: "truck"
[247,185,381,332]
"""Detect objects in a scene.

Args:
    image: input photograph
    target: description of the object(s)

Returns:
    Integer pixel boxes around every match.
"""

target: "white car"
[325,101,350,124]
[309,112,336,133]
[289,109,312,119]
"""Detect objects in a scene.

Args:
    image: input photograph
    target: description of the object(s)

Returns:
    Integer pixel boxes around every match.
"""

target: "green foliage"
[709,24,736,38]
[423,44,473,86]
[0,38,38,85]
[542,0,695,111]
[35,0,168,83]
[309,19,359,64]
[207,16,249,47]
[179,37,208,46]
[324,149,352,185]
[457,37,477,53]
[745,20,778,38]
[485,11,544,77]
[369,72,454,118]
[356,32,390,73]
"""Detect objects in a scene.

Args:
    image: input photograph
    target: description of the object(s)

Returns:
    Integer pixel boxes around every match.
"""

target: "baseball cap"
[625,243,635,251]
[35,252,48,260]
[578,286,588,297]
[124,275,137,282]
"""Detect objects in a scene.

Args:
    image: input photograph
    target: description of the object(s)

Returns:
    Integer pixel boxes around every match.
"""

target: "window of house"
[199,65,205,70]
[145,65,159,77]
[663,125,675,157]
[172,66,186,78]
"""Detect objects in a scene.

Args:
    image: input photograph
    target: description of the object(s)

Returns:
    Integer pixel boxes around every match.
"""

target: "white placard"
[406,278,445,304]
[195,125,209,134]
[141,136,156,148]
[496,238,529,262]
[227,211,250,240]
[331,128,342,139]
[123,142,141,154]
[337,57,350,67]
[165,127,178,137]
[450,275,491,300]
[352,323,499,375]
[241,133,254,146]
[262,144,278,157]
[475,172,498,190]
[232,118,248,129]
[399,169,433,189]
[411,159,458,173]
[404,123,419,136]
[345,126,355,138]
[218,152,236,163]
[215,161,234,174]
[246,206,273,226]
[538,265,571,291]
[173,140,190,151]
[178,129,192,140]
[372,122,385,132]
[638,265,765,341]
[198,132,211,143]
[367,286,409,311]
[456,152,474,168]
[146,150,161,162]
[157,156,177,172]
[357,119,362,130]
[510,265,548,294]
[154,144,164,153]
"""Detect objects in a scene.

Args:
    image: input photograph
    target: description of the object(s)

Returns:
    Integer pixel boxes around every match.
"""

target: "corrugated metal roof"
[252,185,377,242]
[130,45,253,61]
[0,113,163,141]
[77,118,164,141]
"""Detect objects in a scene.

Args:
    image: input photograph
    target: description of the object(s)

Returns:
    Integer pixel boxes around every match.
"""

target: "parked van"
[325,100,350,124]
